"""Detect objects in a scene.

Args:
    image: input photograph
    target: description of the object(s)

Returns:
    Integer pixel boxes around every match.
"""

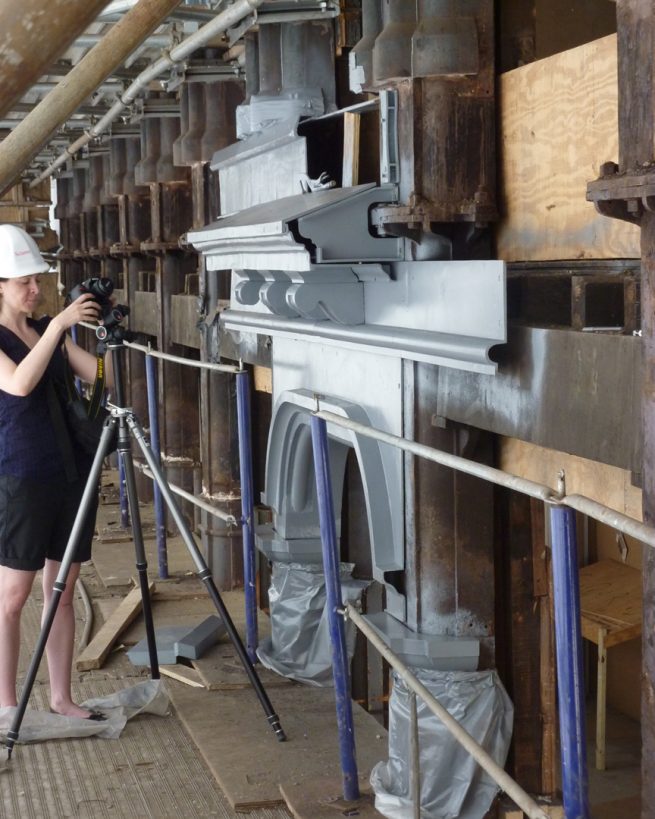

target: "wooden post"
[641,209,655,810]
[342,112,361,188]
[586,2,655,811]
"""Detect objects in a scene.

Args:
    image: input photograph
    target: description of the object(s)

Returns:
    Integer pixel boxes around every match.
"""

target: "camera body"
[68,277,129,334]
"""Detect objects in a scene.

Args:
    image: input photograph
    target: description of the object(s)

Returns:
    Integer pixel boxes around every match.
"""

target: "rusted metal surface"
[436,326,642,474]
[404,362,495,669]
[495,491,556,796]
[586,2,655,811]
[0,0,109,119]
[370,0,497,229]
[171,294,201,349]
[192,156,243,589]
[135,98,193,249]
[155,253,201,526]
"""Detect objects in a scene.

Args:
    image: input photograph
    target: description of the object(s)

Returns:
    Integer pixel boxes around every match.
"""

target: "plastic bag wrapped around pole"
[371,669,514,819]
[257,561,370,686]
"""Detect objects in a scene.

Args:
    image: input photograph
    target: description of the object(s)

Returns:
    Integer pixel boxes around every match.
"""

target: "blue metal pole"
[548,503,590,819]
[235,371,258,663]
[310,414,360,802]
[145,354,168,579]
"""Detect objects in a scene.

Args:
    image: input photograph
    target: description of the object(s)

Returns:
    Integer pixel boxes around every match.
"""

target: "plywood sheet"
[579,559,641,648]
[191,642,291,691]
[499,437,643,523]
[498,34,640,261]
[168,681,388,811]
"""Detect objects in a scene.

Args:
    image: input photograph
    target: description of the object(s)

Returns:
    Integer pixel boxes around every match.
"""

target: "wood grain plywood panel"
[497,34,640,262]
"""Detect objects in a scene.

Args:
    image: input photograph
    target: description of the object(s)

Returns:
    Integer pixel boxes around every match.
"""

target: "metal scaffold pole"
[145,352,168,579]
[235,370,259,663]
[310,414,360,802]
[548,503,590,819]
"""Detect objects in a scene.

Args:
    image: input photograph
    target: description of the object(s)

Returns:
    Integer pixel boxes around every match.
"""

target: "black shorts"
[0,474,99,572]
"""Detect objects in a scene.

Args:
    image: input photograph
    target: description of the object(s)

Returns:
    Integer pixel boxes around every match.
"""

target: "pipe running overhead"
[0,0,184,196]
[98,0,216,22]
[29,0,264,188]
[0,0,112,119]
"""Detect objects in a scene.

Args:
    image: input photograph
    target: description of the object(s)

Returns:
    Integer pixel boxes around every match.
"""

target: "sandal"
[49,707,107,721]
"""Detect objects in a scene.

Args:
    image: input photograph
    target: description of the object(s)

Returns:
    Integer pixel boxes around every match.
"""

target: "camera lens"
[94,278,114,298]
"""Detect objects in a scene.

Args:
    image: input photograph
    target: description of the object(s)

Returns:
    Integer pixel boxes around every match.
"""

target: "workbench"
[579,559,642,770]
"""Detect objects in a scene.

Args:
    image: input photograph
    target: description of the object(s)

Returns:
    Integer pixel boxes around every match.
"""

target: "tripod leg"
[125,413,286,742]
[4,421,116,759]
[117,418,159,680]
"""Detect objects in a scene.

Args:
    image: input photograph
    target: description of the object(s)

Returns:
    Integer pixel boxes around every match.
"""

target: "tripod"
[4,327,286,758]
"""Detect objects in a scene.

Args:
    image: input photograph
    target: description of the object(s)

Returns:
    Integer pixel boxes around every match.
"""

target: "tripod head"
[95,321,136,346]
[93,323,138,410]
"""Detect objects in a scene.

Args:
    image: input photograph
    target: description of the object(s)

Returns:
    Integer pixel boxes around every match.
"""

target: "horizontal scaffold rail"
[124,340,242,374]
[314,409,655,549]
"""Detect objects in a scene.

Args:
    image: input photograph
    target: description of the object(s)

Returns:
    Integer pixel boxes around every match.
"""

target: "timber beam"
[585,2,655,814]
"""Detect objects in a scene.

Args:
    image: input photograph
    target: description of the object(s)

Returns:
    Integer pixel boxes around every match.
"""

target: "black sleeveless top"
[0,316,69,480]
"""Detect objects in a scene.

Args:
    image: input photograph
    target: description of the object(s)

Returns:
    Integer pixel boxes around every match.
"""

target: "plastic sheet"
[257,561,369,686]
[0,679,169,745]
[370,669,514,819]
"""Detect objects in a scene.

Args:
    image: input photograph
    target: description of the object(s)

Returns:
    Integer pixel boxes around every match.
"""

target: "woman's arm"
[64,335,114,390]
[0,295,100,396]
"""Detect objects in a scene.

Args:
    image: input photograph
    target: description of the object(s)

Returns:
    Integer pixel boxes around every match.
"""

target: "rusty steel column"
[586,2,655,813]
[0,0,110,118]
[0,0,182,194]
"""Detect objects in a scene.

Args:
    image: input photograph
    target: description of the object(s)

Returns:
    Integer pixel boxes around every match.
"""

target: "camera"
[68,277,129,338]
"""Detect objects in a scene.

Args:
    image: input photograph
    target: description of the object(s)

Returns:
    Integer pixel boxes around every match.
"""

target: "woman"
[0,224,111,720]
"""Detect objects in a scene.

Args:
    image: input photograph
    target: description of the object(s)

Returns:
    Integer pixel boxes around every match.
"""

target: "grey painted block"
[127,616,226,667]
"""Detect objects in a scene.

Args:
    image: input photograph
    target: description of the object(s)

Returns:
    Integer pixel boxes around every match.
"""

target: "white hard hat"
[0,224,49,278]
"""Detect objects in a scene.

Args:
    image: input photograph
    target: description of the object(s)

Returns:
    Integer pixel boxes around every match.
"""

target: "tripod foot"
[268,714,287,742]
[4,730,18,760]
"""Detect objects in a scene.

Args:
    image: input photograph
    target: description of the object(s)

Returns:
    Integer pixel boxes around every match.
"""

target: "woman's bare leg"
[0,566,36,707]
[42,559,93,718]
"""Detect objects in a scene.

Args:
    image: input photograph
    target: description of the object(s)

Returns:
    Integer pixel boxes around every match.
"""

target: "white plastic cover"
[371,669,514,819]
[0,679,169,745]
[257,561,369,686]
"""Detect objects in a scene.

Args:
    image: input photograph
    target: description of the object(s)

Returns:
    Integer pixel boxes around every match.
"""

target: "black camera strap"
[62,344,107,421]
[87,347,107,419]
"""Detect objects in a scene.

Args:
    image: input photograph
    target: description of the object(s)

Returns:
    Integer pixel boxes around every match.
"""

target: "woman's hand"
[52,294,101,333]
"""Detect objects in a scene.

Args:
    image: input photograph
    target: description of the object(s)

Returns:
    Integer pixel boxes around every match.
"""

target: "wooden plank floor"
[168,680,387,812]
[90,484,387,816]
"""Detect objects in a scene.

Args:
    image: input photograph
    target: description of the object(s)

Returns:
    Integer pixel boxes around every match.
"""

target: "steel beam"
[0,0,111,119]
[0,0,183,195]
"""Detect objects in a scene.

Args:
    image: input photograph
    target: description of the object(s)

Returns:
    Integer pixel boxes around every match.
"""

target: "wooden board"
[253,366,272,394]
[498,797,563,818]
[75,584,154,671]
[342,111,361,188]
[159,664,205,688]
[191,642,293,691]
[579,559,642,648]
[167,681,388,811]
[499,437,643,523]
[498,34,640,261]
[593,796,640,819]
[279,778,381,819]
